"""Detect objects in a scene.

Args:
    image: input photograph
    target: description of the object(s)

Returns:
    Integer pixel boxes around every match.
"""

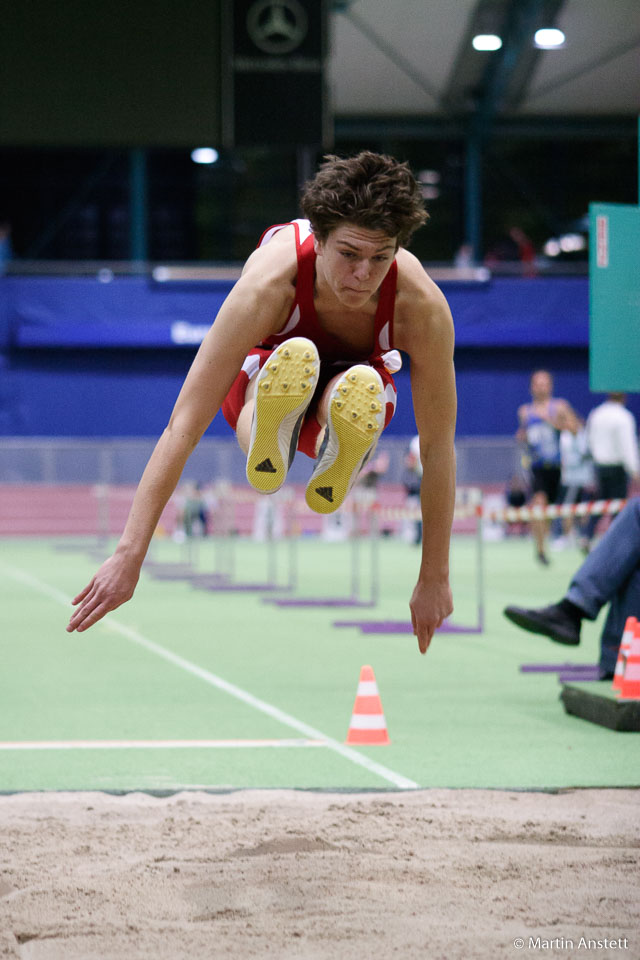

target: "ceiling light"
[472,34,502,52]
[534,28,565,49]
[191,147,219,165]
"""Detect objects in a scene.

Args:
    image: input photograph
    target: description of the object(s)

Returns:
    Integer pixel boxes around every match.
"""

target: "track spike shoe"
[246,337,319,494]
[305,364,385,514]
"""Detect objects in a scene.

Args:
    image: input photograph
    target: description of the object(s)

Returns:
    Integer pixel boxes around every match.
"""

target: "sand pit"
[1,788,638,959]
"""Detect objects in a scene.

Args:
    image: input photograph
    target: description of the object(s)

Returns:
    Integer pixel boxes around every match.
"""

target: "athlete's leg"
[236,374,258,455]
[311,371,343,455]
[531,489,550,563]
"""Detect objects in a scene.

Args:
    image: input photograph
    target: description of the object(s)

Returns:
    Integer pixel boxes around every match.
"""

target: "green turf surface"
[1,534,637,792]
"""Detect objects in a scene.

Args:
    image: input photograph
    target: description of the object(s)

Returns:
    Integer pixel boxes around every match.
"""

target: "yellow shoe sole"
[246,338,319,494]
[305,365,384,514]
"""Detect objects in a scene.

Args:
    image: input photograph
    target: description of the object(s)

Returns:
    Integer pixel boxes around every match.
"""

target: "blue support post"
[129,148,148,264]
[464,128,483,263]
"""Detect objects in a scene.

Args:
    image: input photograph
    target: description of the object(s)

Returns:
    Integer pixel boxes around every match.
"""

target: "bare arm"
[396,264,457,654]
[516,403,529,444]
[67,237,295,632]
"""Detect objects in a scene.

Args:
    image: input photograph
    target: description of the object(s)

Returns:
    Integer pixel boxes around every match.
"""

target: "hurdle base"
[190,572,290,592]
[332,619,482,634]
[189,573,231,588]
[521,662,599,674]
[54,539,106,552]
[145,563,196,580]
[560,682,640,732]
[521,663,602,682]
[270,598,375,608]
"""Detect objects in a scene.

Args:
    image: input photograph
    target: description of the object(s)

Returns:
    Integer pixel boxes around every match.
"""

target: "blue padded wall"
[1,274,638,437]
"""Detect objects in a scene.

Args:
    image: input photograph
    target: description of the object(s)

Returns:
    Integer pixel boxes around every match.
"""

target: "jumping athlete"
[67,152,457,654]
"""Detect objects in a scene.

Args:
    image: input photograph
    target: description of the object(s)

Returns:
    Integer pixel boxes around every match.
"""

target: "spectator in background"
[483,226,537,276]
[508,226,537,278]
[0,219,12,275]
[454,243,474,270]
[504,473,529,537]
[504,497,640,681]
[401,435,422,544]
[556,407,595,551]
[583,393,640,547]
[357,449,389,498]
[517,370,574,565]
[349,448,390,539]
[587,393,639,499]
[176,481,210,539]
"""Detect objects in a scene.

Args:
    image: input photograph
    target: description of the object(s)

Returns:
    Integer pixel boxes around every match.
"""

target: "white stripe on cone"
[348,714,388,730]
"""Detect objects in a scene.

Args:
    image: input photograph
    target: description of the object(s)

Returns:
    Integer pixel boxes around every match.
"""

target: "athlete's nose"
[353,260,370,281]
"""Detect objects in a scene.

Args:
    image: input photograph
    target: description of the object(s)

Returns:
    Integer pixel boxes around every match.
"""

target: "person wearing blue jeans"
[504,497,640,679]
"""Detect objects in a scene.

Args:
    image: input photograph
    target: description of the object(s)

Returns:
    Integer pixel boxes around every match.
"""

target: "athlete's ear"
[313,235,324,256]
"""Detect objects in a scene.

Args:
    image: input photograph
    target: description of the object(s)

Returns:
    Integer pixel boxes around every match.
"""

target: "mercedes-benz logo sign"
[246,0,309,55]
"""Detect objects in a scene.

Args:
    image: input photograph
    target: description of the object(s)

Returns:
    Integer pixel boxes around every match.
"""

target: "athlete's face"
[314,224,397,308]
[531,371,553,401]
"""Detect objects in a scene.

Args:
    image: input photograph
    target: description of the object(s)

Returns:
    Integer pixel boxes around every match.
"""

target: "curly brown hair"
[300,151,428,248]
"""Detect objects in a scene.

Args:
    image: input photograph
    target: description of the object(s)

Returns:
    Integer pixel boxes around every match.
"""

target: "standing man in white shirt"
[584,393,639,544]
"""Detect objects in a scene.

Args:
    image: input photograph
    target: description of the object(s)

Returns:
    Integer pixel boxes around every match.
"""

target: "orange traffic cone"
[612,616,637,692]
[617,623,640,700]
[345,665,390,745]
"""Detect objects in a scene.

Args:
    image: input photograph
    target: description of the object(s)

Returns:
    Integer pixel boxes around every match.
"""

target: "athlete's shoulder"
[395,248,449,313]
[258,219,312,249]
[394,249,453,354]
[240,223,299,288]
[395,248,453,338]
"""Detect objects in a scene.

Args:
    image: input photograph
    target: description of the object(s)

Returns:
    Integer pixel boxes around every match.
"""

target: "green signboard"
[589,202,640,392]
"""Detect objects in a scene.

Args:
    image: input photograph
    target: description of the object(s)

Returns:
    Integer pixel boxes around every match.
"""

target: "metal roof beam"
[443,0,566,121]
[471,0,565,132]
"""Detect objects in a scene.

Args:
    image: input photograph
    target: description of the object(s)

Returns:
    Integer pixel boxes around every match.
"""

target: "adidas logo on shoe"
[315,486,334,503]
[255,458,277,473]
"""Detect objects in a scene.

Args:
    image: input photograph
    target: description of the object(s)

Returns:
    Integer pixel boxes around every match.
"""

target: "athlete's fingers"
[70,578,96,606]
[417,625,434,655]
[67,586,104,632]
[67,600,99,632]
[73,601,111,633]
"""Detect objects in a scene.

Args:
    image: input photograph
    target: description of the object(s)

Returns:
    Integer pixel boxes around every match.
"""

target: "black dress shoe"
[503,603,581,645]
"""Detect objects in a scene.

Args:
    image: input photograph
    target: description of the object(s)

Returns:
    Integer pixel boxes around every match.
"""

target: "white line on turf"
[0,739,325,750]
[3,565,419,790]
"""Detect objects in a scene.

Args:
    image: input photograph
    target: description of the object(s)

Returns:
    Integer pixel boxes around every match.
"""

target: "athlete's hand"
[409,578,453,655]
[67,552,141,633]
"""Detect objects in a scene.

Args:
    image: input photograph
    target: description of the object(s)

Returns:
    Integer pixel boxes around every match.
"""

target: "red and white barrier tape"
[489,498,626,523]
[374,499,626,524]
[93,485,627,526]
